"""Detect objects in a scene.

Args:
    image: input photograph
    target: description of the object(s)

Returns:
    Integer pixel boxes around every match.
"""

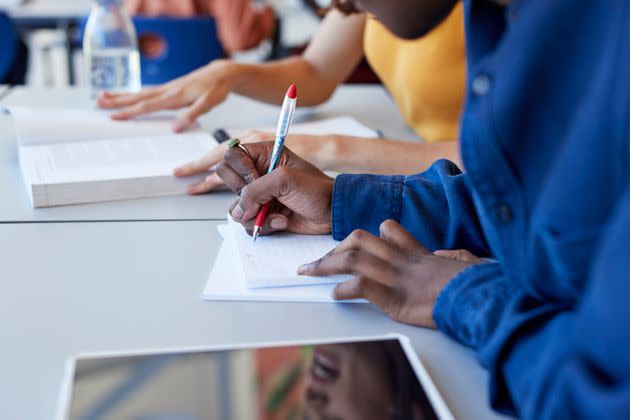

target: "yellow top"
[363,3,466,142]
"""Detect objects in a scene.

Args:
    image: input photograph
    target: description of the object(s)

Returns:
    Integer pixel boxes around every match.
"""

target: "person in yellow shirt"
[97,4,466,195]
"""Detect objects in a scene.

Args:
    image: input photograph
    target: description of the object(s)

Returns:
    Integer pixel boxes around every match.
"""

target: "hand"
[174,130,335,194]
[96,59,236,132]
[217,142,334,235]
[298,220,483,328]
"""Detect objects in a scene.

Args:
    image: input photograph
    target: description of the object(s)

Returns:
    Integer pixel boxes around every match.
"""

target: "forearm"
[315,136,461,174]
[222,9,365,106]
[331,161,490,254]
[226,58,338,106]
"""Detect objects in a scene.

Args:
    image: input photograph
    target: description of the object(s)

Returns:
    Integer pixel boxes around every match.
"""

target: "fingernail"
[173,121,185,132]
[332,284,341,300]
[297,264,310,275]
[232,205,244,219]
[270,217,286,229]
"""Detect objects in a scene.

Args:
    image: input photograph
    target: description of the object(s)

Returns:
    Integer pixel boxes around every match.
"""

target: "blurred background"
[0,0,350,88]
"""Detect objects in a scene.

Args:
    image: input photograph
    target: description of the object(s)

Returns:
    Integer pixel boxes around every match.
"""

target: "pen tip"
[252,226,260,242]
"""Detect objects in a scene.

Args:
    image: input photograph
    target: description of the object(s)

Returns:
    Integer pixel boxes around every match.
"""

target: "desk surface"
[0,220,504,420]
[0,85,417,223]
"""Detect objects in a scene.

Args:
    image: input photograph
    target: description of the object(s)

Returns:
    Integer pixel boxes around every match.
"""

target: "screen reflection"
[67,340,438,420]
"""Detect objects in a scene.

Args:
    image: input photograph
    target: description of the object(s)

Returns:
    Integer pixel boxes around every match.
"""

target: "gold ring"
[227,138,249,154]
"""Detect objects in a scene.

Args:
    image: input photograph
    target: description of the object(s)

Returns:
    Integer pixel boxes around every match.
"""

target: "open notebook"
[203,224,366,303]
[227,215,352,288]
[8,107,217,208]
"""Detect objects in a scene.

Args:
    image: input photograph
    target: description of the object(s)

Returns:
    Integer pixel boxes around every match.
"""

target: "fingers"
[186,172,224,195]
[232,211,289,236]
[379,219,429,255]
[96,88,161,109]
[229,168,292,221]
[434,249,482,263]
[110,94,180,120]
[173,91,222,133]
[332,277,397,310]
[216,161,249,196]
[299,229,400,272]
[223,145,261,185]
[174,147,225,177]
[298,246,401,286]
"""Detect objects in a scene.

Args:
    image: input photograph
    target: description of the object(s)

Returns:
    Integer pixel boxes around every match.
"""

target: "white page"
[7,106,204,146]
[228,116,378,139]
[227,215,352,288]
[19,132,216,185]
[202,225,366,303]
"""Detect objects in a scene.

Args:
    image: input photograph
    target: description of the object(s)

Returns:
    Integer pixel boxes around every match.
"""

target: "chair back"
[133,16,223,85]
[0,12,18,83]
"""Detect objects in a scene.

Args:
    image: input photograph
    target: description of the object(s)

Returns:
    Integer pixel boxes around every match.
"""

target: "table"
[0,85,418,223]
[0,220,505,420]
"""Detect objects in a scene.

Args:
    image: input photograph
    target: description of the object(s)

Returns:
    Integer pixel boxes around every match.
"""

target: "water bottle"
[83,0,141,98]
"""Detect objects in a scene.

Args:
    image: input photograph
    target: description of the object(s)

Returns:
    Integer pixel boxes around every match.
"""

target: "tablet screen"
[64,338,440,420]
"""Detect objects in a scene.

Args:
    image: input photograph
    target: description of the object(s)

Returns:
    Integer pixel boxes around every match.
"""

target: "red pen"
[252,84,297,242]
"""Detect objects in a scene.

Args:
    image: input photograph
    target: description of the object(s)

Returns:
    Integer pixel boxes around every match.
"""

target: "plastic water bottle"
[83,0,141,98]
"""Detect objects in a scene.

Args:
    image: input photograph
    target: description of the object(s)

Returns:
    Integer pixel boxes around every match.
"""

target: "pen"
[252,84,297,242]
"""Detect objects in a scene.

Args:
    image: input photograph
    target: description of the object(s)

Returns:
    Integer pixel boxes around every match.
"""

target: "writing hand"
[217,142,334,235]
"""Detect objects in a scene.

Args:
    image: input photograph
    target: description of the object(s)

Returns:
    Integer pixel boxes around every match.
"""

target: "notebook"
[8,107,217,208]
[227,215,352,288]
[202,224,366,303]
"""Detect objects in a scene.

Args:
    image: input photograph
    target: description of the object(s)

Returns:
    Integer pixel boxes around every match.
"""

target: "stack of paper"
[8,107,216,208]
[203,218,366,303]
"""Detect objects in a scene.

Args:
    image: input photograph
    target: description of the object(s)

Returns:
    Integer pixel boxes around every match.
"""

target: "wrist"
[312,135,343,171]
[209,59,242,90]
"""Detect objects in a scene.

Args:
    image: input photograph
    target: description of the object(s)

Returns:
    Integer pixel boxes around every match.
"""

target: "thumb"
[173,147,225,177]
[379,219,430,255]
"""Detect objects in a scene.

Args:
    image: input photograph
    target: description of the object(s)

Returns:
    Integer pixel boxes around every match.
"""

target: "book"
[8,107,217,208]
[203,224,367,302]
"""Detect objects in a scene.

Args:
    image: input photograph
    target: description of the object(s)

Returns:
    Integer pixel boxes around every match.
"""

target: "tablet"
[56,334,453,420]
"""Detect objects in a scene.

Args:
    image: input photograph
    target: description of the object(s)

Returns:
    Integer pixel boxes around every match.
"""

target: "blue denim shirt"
[331,1,630,417]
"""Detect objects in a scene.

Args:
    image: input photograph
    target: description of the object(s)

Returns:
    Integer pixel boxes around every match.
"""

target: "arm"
[332,160,490,255]
[307,136,461,174]
[228,9,366,106]
[97,9,366,126]
[434,190,630,418]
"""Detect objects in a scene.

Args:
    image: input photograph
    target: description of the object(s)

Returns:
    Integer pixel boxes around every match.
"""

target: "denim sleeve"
[433,190,630,419]
[331,159,491,255]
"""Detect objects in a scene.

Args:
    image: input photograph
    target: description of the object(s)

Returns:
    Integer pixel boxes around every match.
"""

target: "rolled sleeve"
[332,174,404,240]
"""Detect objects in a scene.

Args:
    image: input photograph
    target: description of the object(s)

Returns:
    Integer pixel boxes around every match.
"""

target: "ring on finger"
[226,138,250,155]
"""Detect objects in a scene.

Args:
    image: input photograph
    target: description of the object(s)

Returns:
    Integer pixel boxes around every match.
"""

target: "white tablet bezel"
[56,333,453,420]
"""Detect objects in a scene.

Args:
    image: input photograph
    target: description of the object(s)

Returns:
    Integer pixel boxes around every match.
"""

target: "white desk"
[0,85,417,222]
[0,220,504,420]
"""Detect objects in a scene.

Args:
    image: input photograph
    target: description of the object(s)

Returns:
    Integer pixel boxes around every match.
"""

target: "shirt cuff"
[331,174,405,240]
[433,262,512,350]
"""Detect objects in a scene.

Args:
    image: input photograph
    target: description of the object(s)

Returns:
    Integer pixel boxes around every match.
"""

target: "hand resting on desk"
[218,141,483,326]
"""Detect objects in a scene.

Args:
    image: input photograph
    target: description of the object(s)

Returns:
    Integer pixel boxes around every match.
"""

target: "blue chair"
[134,17,224,85]
[0,12,19,84]
[77,16,224,85]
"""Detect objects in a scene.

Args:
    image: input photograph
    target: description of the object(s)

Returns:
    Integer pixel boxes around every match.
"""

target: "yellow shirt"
[363,3,466,142]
